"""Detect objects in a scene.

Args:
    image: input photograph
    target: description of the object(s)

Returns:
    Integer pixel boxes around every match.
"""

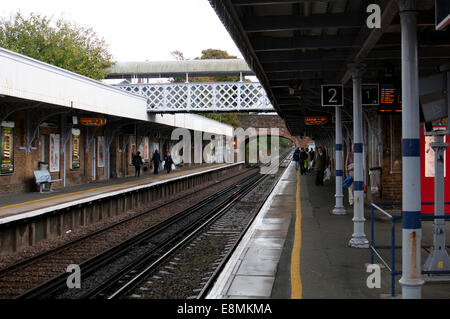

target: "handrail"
[370,201,450,297]
[370,203,393,219]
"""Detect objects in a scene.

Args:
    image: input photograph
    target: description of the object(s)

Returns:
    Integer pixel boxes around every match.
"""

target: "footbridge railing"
[114,82,275,113]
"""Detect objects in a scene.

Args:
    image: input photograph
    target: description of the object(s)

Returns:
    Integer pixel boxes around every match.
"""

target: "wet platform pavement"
[208,162,450,299]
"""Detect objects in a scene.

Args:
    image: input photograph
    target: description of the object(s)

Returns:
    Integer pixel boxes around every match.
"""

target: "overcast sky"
[0,0,243,62]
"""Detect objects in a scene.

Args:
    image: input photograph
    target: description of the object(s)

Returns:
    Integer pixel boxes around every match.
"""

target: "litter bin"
[39,161,49,171]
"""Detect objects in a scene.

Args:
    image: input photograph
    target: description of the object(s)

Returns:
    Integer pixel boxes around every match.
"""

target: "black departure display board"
[378,83,402,113]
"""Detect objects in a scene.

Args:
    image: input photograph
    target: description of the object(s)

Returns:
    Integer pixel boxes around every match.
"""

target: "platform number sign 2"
[321,84,343,107]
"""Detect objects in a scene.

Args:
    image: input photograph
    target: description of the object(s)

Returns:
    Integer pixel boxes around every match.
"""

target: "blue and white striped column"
[396,0,424,299]
[348,63,369,248]
[332,105,346,215]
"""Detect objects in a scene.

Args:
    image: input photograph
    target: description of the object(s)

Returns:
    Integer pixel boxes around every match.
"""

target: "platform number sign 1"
[362,84,380,106]
[321,84,343,107]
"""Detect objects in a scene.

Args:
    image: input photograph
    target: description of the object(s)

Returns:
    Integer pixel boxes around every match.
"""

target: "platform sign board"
[0,122,14,174]
[129,136,136,165]
[139,136,149,160]
[304,116,328,126]
[321,84,343,107]
[362,84,380,106]
[80,117,107,127]
[71,128,81,169]
[49,134,60,172]
[97,136,105,168]
[436,0,450,31]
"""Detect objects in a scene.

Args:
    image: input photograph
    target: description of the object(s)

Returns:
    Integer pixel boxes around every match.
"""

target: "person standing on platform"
[345,145,354,206]
[132,151,143,177]
[292,147,300,170]
[309,149,315,173]
[314,146,326,186]
[164,151,174,174]
[151,149,162,175]
[299,147,308,175]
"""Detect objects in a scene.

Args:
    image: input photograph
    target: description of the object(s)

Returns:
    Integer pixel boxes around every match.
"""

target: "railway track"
[1,149,292,299]
[82,172,266,299]
[0,166,256,299]
[87,150,291,299]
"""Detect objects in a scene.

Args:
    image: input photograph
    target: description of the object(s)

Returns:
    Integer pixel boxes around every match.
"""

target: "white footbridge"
[107,59,275,113]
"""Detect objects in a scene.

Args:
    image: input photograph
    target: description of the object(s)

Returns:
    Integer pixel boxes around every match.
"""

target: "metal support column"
[397,0,424,299]
[348,63,369,248]
[333,105,346,214]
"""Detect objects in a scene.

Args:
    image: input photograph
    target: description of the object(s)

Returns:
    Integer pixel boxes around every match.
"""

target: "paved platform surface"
[208,162,450,299]
[0,163,230,221]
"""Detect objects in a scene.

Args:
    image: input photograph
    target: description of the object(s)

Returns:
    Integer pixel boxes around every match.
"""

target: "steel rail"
[105,173,267,299]
[91,150,291,299]
[0,167,251,280]
[196,152,291,298]
[17,173,259,299]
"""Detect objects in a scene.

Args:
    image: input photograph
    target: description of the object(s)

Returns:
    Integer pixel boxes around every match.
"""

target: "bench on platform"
[33,170,62,193]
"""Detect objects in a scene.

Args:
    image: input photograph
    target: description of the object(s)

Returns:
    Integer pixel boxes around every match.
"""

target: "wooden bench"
[33,170,62,193]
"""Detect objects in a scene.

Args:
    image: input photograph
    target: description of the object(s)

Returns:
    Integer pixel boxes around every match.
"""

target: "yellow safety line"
[0,178,150,210]
[290,168,302,299]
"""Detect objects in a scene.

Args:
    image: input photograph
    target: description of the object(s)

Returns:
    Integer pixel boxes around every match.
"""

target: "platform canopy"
[105,59,255,79]
[208,0,449,137]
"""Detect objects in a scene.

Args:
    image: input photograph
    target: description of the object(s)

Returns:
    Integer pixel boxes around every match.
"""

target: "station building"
[0,48,233,194]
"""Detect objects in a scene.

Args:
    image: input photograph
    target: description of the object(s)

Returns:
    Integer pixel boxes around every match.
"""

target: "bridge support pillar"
[348,63,369,248]
[332,105,346,215]
[397,0,424,299]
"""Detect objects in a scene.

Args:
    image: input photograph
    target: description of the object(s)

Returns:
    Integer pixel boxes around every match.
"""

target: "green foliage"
[0,12,114,80]
[245,136,293,163]
[195,48,239,83]
[279,137,292,151]
[197,48,237,60]
[201,113,241,127]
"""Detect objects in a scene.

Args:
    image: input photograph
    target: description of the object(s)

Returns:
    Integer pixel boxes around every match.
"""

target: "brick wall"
[236,114,307,146]
[379,113,402,203]
[0,111,145,195]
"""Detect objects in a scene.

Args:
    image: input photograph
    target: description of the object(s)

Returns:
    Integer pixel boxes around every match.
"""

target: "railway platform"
[207,162,450,299]
[0,163,230,217]
[0,162,245,255]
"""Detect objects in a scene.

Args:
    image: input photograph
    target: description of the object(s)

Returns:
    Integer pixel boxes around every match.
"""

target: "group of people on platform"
[293,145,355,205]
[292,146,328,186]
[131,150,175,177]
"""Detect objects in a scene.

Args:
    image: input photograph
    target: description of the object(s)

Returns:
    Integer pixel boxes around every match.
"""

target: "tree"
[195,49,239,83]
[170,50,185,61]
[197,48,237,60]
[0,12,114,80]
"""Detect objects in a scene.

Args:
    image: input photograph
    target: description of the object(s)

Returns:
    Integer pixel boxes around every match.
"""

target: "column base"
[399,277,424,299]
[332,206,347,215]
[348,236,369,248]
